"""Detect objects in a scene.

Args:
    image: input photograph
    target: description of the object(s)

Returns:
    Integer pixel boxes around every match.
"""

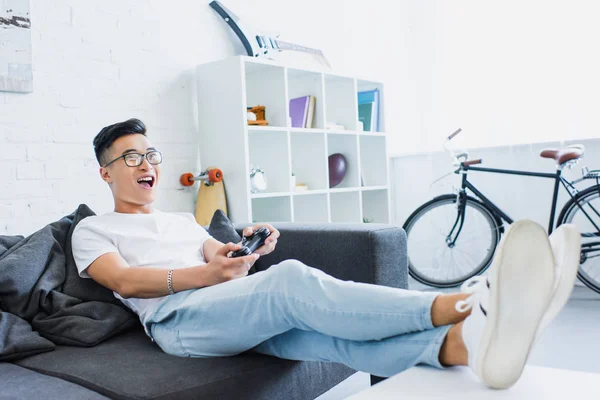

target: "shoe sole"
[476,220,555,389]
[537,224,581,337]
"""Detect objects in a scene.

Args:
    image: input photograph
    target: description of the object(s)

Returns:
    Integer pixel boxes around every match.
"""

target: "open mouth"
[137,176,155,189]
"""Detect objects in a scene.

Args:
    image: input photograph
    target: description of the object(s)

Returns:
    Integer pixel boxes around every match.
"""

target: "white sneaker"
[457,219,555,389]
[536,224,581,339]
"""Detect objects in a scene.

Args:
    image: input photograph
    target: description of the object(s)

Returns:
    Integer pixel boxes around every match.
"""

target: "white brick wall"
[0,0,236,236]
[1,0,411,236]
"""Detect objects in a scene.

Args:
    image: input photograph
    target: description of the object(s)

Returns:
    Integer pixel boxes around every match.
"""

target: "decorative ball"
[328,153,347,188]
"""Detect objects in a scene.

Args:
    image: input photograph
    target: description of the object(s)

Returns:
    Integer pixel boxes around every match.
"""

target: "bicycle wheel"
[557,185,600,294]
[403,194,502,288]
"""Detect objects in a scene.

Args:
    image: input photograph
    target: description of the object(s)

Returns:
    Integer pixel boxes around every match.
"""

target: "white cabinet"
[195,56,390,224]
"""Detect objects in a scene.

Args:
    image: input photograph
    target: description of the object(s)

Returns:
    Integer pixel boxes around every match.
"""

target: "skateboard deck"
[180,168,228,226]
[195,178,228,226]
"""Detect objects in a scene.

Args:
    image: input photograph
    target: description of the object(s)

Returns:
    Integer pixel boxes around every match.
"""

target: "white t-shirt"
[71,209,212,320]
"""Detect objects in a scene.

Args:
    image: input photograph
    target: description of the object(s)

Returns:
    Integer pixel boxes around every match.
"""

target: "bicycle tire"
[557,184,600,294]
[403,194,502,288]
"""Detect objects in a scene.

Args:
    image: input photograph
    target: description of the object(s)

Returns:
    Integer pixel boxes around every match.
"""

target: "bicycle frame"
[452,164,600,260]
[461,165,564,234]
[439,129,600,262]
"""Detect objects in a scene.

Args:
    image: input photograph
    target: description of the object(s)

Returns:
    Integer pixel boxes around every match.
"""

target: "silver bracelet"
[167,269,175,295]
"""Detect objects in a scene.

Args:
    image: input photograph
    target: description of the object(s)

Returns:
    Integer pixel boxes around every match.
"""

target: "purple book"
[289,96,310,128]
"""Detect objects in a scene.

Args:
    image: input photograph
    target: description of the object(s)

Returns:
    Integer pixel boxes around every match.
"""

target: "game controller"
[230,226,271,258]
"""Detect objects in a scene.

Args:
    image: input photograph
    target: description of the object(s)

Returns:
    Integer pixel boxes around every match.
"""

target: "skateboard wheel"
[207,168,223,183]
[180,173,195,187]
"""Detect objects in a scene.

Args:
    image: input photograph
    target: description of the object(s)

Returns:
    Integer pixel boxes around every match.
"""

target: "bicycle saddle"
[540,144,585,165]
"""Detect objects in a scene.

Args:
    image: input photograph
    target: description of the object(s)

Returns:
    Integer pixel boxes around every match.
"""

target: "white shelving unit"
[195,56,391,224]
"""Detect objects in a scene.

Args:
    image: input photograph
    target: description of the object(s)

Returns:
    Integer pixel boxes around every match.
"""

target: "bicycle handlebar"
[447,128,462,141]
[463,159,483,167]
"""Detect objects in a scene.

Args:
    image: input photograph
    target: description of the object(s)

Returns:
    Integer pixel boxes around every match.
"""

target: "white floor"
[316,283,600,400]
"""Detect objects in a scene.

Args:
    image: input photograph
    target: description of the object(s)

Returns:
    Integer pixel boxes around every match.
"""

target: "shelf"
[362,189,390,223]
[324,74,358,131]
[359,131,386,137]
[327,134,360,189]
[245,63,287,127]
[359,135,388,187]
[248,130,290,193]
[325,129,386,137]
[361,186,388,191]
[293,193,329,223]
[291,131,328,191]
[330,191,361,223]
[246,127,379,136]
[290,127,323,134]
[251,196,292,223]
[250,191,291,199]
[195,56,389,224]
[287,69,324,129]
[329,187,360,193]
[325,129,360,135]
[248,126,287,132]
[292,189,329,196]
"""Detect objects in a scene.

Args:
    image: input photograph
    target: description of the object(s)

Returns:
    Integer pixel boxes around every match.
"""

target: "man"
[72,118,581,389]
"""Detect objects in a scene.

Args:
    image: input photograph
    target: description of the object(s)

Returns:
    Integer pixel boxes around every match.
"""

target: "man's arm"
[203,238,225,263]
[202,223,280,262]
[87,242,259,299]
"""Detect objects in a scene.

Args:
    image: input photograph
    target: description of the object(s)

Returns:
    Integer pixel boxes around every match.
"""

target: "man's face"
[100,134,161,208]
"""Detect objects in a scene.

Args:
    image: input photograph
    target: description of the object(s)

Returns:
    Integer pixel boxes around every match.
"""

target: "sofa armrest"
[235,223,408,289]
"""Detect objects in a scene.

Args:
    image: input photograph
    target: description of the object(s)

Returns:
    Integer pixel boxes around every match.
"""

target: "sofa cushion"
[0,362,109,399]
[207,209,242,244]
[14,326,354,400]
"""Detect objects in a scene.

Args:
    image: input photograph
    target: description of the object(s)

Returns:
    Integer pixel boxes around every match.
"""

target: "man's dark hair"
[93,118,147,166]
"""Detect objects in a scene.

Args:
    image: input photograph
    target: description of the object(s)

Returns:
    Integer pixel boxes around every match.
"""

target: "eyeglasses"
[103,150,163,168]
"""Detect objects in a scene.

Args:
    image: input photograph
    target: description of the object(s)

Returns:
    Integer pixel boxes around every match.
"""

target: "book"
[305,95,316,128]
[289,96,310,128]
[358,102,374,132]
[357,89,380,132]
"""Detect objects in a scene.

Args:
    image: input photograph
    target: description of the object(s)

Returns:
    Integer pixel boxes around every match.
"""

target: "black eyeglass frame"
[103,150,163,168]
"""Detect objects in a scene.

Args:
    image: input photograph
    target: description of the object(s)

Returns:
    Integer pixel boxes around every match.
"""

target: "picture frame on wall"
[0,0,33,93]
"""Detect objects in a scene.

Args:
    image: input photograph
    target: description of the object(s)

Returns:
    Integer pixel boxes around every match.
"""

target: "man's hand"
[202,243,260,286]
[241,223,280,256]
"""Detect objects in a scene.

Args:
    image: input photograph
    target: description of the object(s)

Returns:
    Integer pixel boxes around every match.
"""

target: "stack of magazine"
[357,89,380,132]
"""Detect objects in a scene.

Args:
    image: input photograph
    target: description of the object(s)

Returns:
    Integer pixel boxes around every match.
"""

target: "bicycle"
[403,128,600,294]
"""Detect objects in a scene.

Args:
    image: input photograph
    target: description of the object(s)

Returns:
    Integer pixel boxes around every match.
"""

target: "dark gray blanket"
[0,204,138,361]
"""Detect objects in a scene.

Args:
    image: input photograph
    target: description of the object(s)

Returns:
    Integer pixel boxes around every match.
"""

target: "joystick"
[230,227,271,258]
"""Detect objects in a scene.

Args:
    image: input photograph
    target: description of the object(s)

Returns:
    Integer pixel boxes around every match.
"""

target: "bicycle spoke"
[560,186,600,293]
[454,235,492,246]
[450,248,476,277]
[452,246,483,268]
[406,196,498,286]
[427,215,453,238]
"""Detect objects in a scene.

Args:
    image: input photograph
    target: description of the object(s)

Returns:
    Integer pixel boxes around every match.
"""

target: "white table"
[347,365,600,399]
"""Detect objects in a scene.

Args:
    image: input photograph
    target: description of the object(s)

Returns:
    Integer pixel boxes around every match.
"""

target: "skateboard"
[180,167,227,226]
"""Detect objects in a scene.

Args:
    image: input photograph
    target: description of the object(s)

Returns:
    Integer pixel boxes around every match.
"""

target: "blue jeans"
[142,260,450,377]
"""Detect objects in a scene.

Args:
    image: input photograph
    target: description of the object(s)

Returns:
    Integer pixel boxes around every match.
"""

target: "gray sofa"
[1,222,407,400]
